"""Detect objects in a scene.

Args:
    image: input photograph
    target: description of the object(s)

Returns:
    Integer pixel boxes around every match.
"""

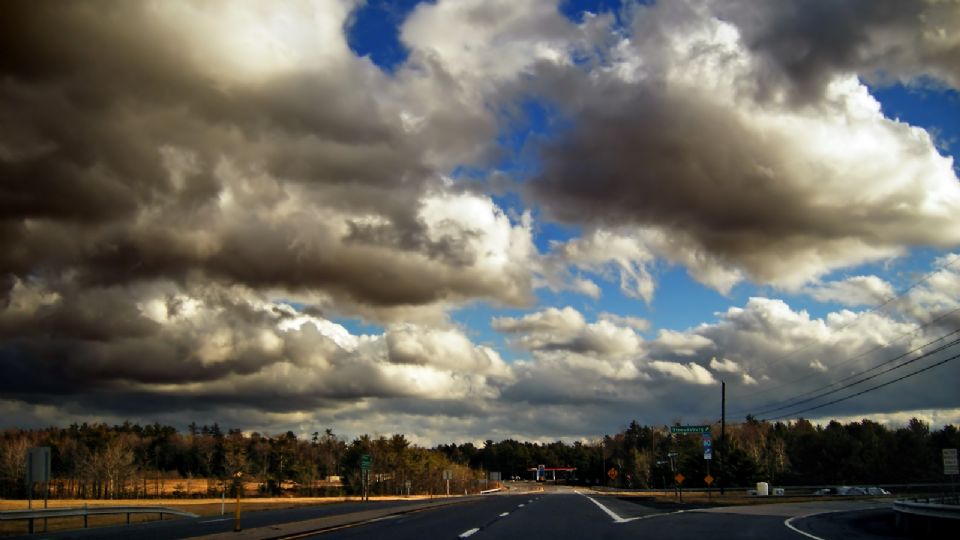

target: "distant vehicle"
[814,486,888,496]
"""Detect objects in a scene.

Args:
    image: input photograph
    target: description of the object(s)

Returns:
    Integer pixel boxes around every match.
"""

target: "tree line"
[1,417,957,499]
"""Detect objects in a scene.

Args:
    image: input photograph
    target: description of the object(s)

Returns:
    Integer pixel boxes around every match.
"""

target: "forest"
[1,417,957,499]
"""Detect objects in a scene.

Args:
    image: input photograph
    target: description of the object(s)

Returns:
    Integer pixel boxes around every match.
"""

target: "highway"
[12,485,903,540]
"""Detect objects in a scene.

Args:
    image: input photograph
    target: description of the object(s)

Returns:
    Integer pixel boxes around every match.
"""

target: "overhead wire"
[748,330,960,418]
[729,305,960,417]
[763,349,960,421]
[734,253,960,404]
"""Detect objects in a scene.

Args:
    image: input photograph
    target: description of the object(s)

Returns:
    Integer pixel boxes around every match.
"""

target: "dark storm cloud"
[715,0,960,102]
[0,1,536,313]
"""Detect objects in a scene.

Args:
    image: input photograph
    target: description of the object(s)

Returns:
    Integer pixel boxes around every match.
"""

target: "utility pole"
[720,381,726,496]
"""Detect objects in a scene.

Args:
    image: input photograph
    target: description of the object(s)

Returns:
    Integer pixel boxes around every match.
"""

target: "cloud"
[492,306,642,356]
[649,361,717,385]
[598,312,650,332]
[804,275,896,307]
[2,0,960,444]
[528,1,960,291]
[714,0,960,100]
[545,229,658,302]
[650,330,715,357]
[0,0,543,322]
[709,356,757,385]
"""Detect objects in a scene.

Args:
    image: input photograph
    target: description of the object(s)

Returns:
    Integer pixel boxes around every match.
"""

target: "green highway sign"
[670,425,711,434]
[360,454,372,470]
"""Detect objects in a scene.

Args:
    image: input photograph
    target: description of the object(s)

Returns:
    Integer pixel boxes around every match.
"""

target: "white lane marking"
[578,491,679,524]
[517,503,525,507]
[199,518,231,523]
[783,506,887,540]
[528,499,533,503]
[583,494,628,523]
[499,512,510,517]
[784,515,826,540]
[459,527,480,538]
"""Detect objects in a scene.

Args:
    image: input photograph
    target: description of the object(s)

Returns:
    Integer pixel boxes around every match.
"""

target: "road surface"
[11,485,901,540]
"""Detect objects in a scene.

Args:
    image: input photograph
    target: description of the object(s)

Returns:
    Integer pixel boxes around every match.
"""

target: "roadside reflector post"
[233,471,242,532]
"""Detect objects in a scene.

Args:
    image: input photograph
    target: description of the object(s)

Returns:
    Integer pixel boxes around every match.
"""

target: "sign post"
[443,470,452,496]
[360,454,372,502]
[26,447,51,533]
[233,471,242,532]
[703,433,713,501]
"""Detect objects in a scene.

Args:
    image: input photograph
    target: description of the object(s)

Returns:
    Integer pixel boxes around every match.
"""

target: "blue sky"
[3,0,960,443]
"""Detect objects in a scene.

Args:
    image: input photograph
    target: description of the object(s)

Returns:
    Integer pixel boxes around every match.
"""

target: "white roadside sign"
[943,448,958,475]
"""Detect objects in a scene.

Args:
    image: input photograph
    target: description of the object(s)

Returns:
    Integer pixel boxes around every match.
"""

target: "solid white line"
[459,527,480,538]
[199,518,231,523]
[784,515,826,540]
[783,506,887,540]
[499,512,510,517]
[578,491,682,524]
[583,495,627,523]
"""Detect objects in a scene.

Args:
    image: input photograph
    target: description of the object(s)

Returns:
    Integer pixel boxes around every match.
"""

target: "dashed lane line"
[459,527,481,538]
[457,497,532,538]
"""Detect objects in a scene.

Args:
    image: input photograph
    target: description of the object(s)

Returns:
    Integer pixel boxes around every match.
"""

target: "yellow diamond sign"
[674,473,685,484]
[704,474,714,486]
[607,468,618,480]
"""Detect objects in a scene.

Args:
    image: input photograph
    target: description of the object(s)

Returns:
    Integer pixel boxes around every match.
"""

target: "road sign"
[704,448,713,460]
[704,474,714,486]
[443,470,453,480]
[26,447,51,485]
[944,448,959,475]
[360,454,372,471]
[674,473,685,484]
[607,468,618,480]
[489,471,501,481]
[670,425,711,434]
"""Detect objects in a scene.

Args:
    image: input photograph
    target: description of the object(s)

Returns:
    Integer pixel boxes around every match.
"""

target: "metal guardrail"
[0,505,199,535]
[893,495,960,520]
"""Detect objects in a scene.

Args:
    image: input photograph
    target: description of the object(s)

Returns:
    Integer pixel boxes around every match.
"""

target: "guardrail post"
[28,517,34,535]
[127,512,131,524]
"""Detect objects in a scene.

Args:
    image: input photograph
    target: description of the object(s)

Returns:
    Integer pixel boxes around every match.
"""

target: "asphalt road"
[302,486,896,540]
[10,486,901,540]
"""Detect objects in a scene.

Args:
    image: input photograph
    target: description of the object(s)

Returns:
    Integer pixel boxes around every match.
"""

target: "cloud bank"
[2,0,959,442]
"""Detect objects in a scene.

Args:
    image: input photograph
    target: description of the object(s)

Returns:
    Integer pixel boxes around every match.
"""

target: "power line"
[763,350,960,421]
[729,305,960,416]
[736,254,960,403]
[748,332,960,418]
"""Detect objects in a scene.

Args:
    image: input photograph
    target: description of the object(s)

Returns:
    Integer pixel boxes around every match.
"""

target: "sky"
[1,0,960,445]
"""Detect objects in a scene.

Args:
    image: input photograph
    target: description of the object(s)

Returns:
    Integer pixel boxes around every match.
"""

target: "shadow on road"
[616,496,713,512]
